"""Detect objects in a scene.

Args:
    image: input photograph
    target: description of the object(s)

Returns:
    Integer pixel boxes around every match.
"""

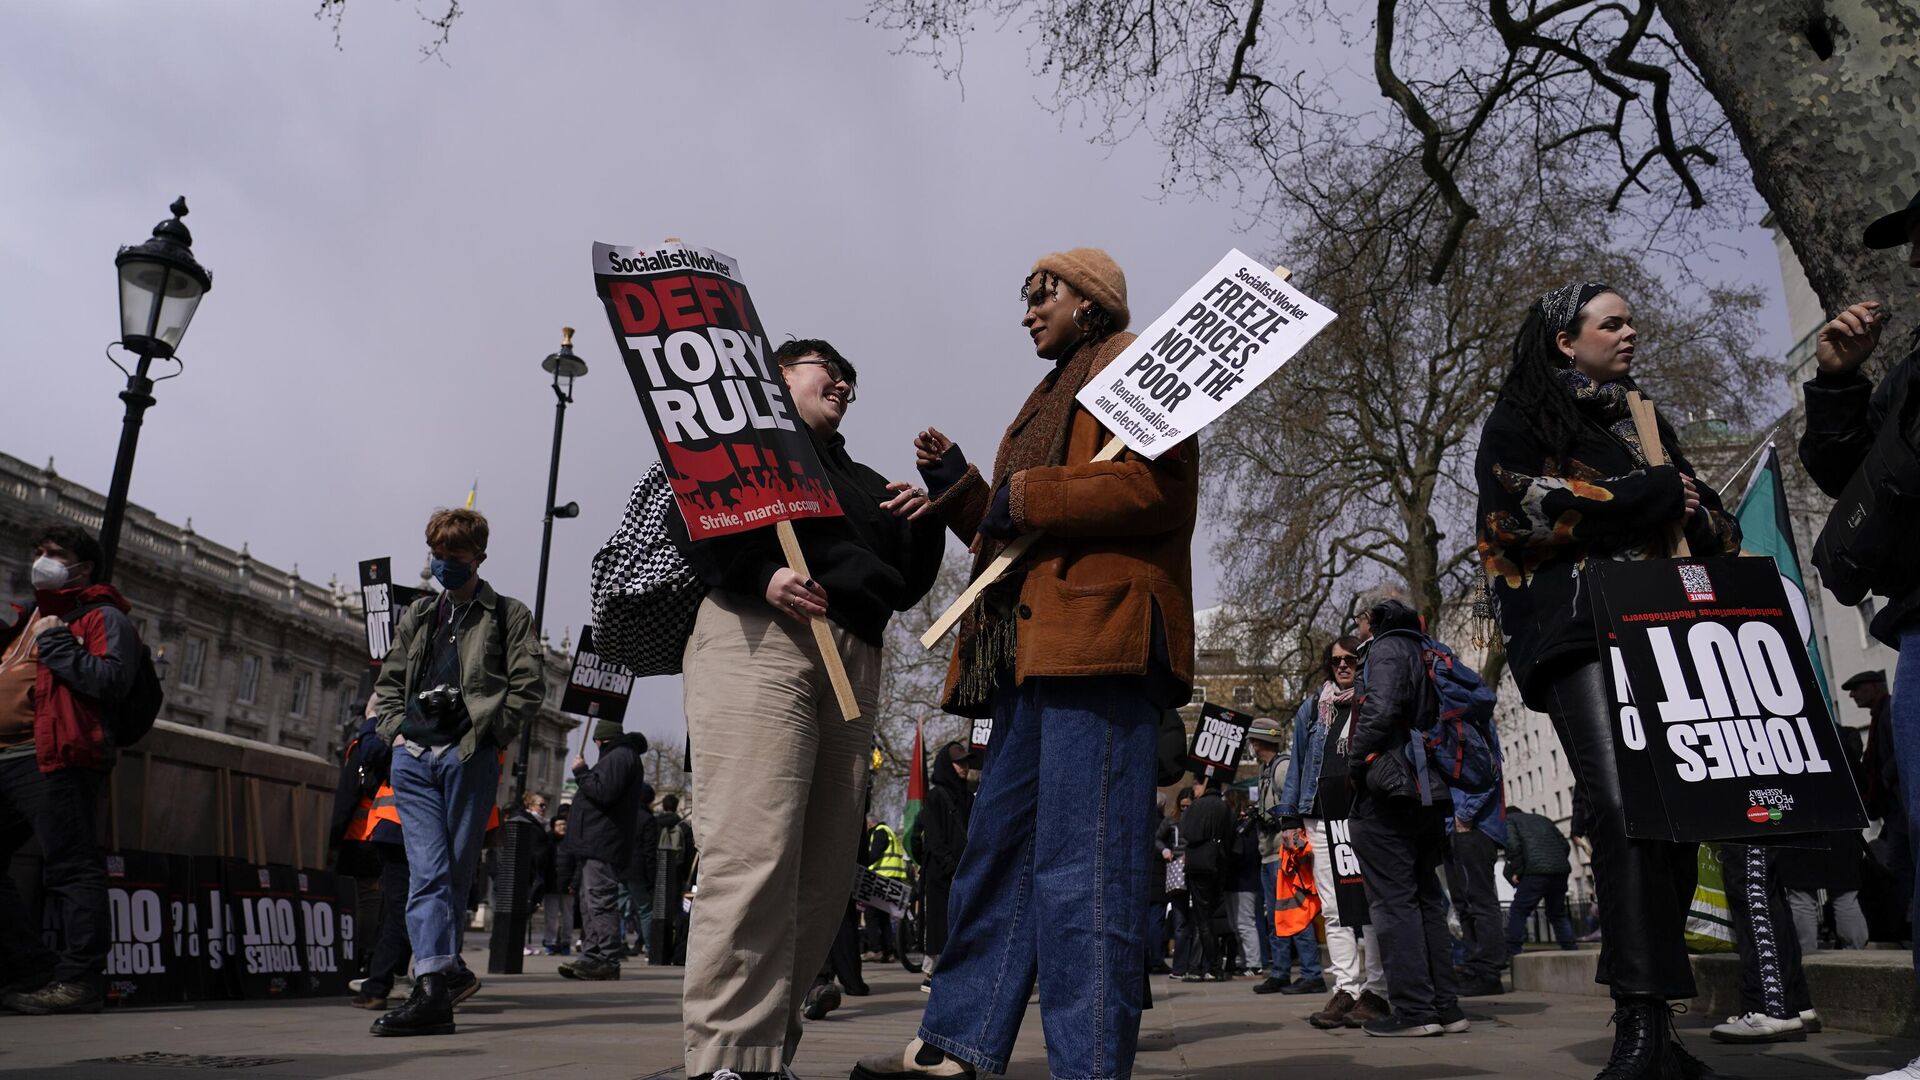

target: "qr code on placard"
[1678,564,1716,602]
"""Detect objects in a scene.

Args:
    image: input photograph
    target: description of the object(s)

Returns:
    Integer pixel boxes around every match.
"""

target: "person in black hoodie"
[621,789,660,959]
[916,742,978,986]
[561,719,650,981]
[673,339,944,1080]
[653,794,695,965]
[1475,282,1738,1080]
[1178,778,1233,982]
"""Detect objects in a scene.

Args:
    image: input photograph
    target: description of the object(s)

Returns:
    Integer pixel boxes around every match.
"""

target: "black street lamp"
[99,197,212,583]
[489,327,586,975]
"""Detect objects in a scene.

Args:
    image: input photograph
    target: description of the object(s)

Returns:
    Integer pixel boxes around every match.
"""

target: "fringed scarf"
[951,337,1107,711]
[1555,367,1649,467]
[1317,680,1356,752]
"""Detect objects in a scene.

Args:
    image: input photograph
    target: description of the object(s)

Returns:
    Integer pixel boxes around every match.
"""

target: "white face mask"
[30,555,74,590]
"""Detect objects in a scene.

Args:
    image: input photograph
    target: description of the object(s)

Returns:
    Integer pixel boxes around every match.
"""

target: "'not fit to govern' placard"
[1075,249,1336,459]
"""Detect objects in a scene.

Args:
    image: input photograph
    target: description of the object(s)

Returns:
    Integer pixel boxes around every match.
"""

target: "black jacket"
[671,427,946,646]
[568,733,652,866]
[1475,396,1739,708]
[1799,337,1920,644]
[625,796,659,885]
[1502,809,1572,879]
[1179,792,1233,877]
[654,810,696,883]
[918,745,974,886]
[1349,629,1445,811]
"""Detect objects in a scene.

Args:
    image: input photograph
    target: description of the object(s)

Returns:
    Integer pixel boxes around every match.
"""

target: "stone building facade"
[0,449,577,802]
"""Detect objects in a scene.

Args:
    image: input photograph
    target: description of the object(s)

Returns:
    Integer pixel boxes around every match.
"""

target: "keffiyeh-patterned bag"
[589,463,706,677]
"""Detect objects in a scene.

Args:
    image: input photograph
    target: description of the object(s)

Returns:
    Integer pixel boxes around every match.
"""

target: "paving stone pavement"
[0,953,1913,1079]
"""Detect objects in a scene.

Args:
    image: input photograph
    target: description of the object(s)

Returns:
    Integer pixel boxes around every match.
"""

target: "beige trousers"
[681,591,880,1076]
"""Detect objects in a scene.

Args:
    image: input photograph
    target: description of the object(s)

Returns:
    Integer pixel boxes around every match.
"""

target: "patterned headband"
[1536,281,1613,335]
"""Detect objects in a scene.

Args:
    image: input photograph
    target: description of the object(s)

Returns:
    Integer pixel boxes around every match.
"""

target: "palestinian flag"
[1735,445,1834,710]
[901,720,925,859]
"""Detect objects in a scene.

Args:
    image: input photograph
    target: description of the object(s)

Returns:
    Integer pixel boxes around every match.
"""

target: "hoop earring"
[1072,306,1094,332]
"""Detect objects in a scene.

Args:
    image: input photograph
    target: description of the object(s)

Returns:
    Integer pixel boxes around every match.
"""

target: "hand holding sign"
[920,254,1335,649]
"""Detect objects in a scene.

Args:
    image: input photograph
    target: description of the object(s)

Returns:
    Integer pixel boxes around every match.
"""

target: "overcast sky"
[1,3,1790,745]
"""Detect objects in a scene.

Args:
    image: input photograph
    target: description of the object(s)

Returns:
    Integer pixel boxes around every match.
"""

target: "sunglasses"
[780,359,857,402]
[1330,656,1361,668]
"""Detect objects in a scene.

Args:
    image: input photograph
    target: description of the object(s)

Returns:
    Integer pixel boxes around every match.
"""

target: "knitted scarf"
[1556,367,1648,467]
[951,337,1106,709]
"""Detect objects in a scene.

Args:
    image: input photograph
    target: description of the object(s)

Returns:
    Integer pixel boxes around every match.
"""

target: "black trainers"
[1458,974,1506,997]
[1279,976,1327,996]
[1363,1014,1443,1037]
[1,980,102,1015]
[559,959,621,981]
[803,981,842,1021]
[1437,1003,1471,1033]
[1252,976,1291,995]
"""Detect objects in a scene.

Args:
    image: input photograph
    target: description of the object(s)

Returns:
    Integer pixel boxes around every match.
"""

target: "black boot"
[1594,998,1667,1080]
[370,972,455,1036]
[1667,1004,1736,1080]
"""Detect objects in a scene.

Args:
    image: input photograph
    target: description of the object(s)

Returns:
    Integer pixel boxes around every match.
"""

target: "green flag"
[1733,445,1833,710]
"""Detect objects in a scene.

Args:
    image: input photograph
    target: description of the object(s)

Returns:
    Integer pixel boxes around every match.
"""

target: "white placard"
[1074,250,1336,459]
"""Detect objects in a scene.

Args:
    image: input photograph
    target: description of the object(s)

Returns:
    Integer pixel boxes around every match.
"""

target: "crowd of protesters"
[5,195,1919,1080]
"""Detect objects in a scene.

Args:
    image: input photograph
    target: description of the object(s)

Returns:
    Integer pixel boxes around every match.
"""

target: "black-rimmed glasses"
[780,359,857,402]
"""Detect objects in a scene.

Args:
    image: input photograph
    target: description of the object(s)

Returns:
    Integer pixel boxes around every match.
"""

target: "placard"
[102,851,193,1006]
[357,558,424,667]
[1074,250,1336,460]
[852,866,910,918]
[1321,821,1370,928]
[969,715,992,757]
[1590,557,1868,842]
[1189,702,1254,779]
[558,625,635,724]
[591,241,842,540]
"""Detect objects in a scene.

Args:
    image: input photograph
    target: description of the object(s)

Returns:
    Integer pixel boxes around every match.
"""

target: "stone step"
[1511,944,1920,1038]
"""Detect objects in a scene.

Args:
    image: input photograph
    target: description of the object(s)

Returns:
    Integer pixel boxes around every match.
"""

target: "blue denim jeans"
[919,676,1158,1079]
[1258,859,1321,980]
[1896,628,1920,987]
[392,745,500,975]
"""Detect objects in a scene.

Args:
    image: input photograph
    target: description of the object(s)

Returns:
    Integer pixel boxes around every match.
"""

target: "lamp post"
[489,327,586,975]
[99,197,212,583]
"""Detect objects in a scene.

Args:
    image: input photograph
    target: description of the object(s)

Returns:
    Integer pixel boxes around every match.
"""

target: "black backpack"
[62,602,164,747]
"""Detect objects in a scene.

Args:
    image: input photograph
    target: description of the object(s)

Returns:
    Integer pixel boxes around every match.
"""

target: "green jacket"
[1502,809,1572,880]
[374,581,543,763]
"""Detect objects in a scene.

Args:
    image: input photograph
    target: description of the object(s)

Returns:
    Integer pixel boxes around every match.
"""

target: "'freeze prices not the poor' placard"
[1591,557,1867,842]
[592,241,843,541]
[1076,249,1336,459]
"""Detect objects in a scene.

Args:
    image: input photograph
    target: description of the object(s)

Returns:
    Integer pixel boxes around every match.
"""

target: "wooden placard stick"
[921,266,1294,651]
[776,520,862,721]
[1626,390,1691,558]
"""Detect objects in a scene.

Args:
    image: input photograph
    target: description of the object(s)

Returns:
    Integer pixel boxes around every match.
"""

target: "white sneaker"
[1710,1012,1806,1043]
[1799,1008,1822,1033]
[1865,1054,1920,1080]
[348,978,366,993]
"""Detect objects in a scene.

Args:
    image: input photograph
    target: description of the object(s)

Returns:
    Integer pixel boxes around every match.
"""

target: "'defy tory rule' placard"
[592,241,843,540]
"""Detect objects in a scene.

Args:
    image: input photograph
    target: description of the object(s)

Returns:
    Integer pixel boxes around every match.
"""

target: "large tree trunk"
[1662,0,1920,346]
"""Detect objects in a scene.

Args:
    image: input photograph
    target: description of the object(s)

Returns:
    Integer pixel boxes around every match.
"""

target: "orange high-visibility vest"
[344,783,400,842]
[1272,841,1323,937]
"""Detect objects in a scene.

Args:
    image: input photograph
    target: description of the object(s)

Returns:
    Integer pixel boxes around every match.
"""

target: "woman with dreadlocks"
[1475,282,1739,1080]
[854,250,1199,1080]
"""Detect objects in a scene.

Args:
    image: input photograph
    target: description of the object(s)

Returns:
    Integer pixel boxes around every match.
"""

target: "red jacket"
[4,583,138,773]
